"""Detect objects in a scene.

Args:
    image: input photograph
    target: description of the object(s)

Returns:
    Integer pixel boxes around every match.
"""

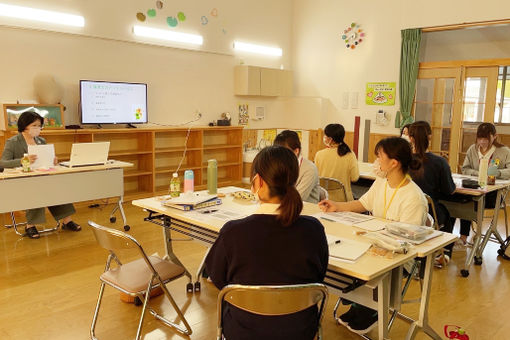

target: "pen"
[201,209,218,214]
[320,216,335,222]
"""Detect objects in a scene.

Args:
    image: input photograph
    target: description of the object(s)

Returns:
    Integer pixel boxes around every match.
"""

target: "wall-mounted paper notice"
[350,92,359,109]
[28,144,55,169]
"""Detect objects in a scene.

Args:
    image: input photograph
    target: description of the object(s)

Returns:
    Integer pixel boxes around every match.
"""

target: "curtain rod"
[421,18,510,32]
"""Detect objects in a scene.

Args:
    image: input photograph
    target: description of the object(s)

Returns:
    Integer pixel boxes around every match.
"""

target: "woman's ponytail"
[325,124,351,156]
[277,185,303,227]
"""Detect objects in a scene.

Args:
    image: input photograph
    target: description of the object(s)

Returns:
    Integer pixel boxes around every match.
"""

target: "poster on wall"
[365,82,396,106]
[238,104,249,125]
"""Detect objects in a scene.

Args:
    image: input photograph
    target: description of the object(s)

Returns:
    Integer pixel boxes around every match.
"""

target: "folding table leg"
[162,218,193,293]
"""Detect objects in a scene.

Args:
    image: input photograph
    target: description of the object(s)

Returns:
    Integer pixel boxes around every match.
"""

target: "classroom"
[1,0,509,339]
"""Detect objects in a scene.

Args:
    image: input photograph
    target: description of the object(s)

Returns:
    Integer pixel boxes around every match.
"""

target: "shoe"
[434,254,450,268]
[346,308,378,334]
[336,306,358,327]
[62,221,81,231]
[25,226,40,239]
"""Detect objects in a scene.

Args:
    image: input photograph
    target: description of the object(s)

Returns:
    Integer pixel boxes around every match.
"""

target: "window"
[494,66,510,124]
[462,77,487,122]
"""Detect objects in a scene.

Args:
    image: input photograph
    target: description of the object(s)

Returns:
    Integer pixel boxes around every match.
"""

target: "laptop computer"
[60,142,110,168]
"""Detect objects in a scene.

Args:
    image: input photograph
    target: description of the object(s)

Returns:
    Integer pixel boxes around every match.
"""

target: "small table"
[0,161,132,233]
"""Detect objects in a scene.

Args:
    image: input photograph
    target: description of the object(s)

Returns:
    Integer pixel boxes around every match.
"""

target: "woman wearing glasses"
[0,111,81,239]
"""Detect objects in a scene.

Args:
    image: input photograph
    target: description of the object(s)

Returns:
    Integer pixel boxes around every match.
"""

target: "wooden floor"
[1,203,509,339]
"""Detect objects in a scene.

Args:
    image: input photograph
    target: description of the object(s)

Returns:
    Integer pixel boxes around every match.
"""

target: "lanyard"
[383,176,408,219]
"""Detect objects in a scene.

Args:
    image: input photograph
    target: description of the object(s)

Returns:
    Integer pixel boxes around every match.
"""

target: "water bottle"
[207,159,217,194]
[184,170,194,193]
[478,158,488,188]
[170,172,181,197]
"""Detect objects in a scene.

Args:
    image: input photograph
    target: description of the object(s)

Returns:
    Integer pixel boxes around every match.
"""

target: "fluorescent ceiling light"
[0,3,84,27]
[233,41,282,57]
[133,25,203,46]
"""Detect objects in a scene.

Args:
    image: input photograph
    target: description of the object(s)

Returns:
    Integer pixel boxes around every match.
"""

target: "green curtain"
[395,28,422,128]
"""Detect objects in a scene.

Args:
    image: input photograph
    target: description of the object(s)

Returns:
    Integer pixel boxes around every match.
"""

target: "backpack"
[497,236,510,260]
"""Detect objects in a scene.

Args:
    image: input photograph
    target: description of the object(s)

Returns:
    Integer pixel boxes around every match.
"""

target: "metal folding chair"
[319,177,348,202]
[217,283,328,340]
[88,221,192,340]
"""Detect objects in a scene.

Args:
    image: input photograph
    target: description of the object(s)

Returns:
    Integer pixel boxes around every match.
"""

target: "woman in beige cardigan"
[314,124,359,201]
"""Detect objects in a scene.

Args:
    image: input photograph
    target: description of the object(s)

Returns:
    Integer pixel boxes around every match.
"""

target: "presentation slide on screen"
[81,81,147,124]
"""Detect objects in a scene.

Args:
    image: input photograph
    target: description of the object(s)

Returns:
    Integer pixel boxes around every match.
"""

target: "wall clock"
[341,23,365,49]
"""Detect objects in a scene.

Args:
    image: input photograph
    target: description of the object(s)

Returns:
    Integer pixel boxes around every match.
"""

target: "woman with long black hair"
[205,146,329,340]
[314,124,359,201]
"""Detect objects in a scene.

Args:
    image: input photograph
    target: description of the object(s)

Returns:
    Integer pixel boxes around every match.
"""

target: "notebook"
[161,193,222,211]
[326,234,371,262]
[60,142,110,168]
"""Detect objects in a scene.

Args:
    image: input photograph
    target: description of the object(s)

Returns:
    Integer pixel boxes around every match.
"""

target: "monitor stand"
[96,124,103,129]
[126,123,137,128]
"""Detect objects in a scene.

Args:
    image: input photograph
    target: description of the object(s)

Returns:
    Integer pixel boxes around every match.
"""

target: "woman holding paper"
[0,111,81,239]
[318,137,427,334]
[205,146,329,340]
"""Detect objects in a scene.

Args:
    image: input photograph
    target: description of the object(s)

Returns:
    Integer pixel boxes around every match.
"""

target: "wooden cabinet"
[234,65,293,96]
[2,127,243,201]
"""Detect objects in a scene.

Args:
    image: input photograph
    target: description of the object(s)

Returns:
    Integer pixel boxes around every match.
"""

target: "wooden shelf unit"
[2,126,244,201]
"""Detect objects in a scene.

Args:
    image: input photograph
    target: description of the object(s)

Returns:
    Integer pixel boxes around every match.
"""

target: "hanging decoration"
[341,22,365,49]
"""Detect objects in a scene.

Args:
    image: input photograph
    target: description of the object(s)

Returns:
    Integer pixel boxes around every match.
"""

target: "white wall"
[0,0,293,128]
[292,0,510,154]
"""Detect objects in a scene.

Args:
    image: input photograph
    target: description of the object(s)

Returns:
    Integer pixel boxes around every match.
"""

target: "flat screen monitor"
[80,80,148,125]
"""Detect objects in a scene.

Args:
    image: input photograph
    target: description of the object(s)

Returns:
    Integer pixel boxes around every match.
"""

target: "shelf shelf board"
[109,151,152,157]
[203,144,242,150]
[124,190,153,201]
[201,162,241,168]
[155,147,202,153]
[155,166,202,174]
[123,170,153,177]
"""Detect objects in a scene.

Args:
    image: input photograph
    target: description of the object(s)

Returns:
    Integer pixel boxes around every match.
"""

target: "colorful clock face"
[341,23,365,49]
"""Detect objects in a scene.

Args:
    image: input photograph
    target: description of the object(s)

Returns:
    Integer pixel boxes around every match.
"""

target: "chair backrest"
[319,177,347,202]
[88,221,141,251]
[217,283,328,339]
[424,194,440,230]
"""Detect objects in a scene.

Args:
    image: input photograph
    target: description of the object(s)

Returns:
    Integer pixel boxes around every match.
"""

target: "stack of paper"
[161,193,221,211]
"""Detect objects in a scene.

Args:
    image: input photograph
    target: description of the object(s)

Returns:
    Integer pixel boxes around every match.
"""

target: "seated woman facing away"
[456,122,510,247]
[319,137,427,335]
[314,123,359,201]
[205,146,329,340]
[273,130,321,203]
[408,121,456,262]
[0,111,81,239]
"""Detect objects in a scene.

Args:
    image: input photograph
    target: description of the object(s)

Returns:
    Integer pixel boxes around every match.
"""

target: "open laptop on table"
[60,142,110,168]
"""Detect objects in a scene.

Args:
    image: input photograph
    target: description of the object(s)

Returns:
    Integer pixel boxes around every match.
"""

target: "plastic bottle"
[21,153,31,172]
[478,158,488,188]
[487,159,497,185]
[207,159,217,194]
[184,170,194,193]
[170,172,181,197]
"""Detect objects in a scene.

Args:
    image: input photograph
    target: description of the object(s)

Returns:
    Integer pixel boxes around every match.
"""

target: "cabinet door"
[260,67,279,96]
[278,70,293,96]
[234,65,260,95]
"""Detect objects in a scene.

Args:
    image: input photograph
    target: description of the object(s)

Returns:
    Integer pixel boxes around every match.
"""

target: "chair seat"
[101,256,185,293]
